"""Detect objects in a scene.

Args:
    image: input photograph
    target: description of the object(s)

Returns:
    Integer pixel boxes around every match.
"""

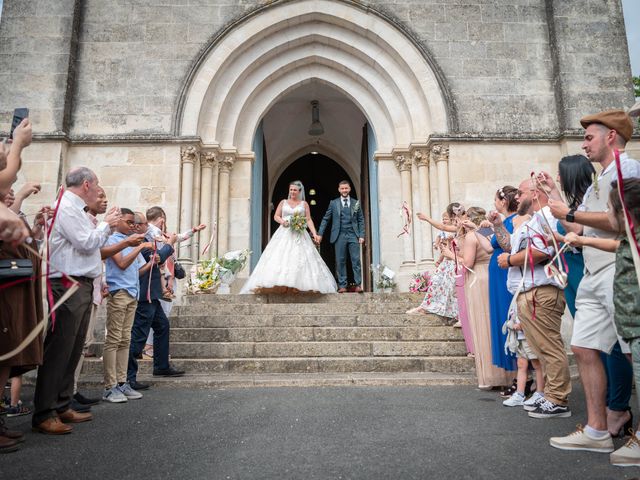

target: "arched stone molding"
[178,0,451,156]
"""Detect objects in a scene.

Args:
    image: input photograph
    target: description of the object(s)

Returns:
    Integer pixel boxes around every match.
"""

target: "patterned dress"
[419,258,458,319]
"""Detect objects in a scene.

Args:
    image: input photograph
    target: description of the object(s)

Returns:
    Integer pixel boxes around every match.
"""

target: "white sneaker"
[550,425,614,453]
[503,392,525,407]
[117,382,143,400]
[610,434,640,467]
[102,386,128,403]
[523,392,545,411]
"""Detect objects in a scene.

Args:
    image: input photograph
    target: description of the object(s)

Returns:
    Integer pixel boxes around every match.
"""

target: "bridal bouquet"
[408,271,431,293]
[187,259,221,294]
[289,212,307,233]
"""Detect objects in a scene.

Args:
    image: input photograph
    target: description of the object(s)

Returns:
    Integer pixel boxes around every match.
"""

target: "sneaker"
[102,386,128,403]
[5,402,31,418]
[503,392,525,407]
[550,425,614,453]
[117,383,143,400]
[523,392,545,411]
[528,399,571,419]
[610,433,640,466]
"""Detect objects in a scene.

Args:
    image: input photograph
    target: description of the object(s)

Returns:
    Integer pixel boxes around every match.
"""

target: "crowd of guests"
[0,119,209,451]
[408,109,640,468]
[0,105,639,470]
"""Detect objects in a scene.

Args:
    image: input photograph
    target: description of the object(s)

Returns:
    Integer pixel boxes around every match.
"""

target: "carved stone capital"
[201,150,217,168]
[412,148,430,168]
[430,144,450,164]
[218,154,235,173]
[394,154,412,172]
[181,145,198,165]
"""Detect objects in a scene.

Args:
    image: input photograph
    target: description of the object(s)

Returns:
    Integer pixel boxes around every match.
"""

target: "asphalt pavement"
[1,382,638,480]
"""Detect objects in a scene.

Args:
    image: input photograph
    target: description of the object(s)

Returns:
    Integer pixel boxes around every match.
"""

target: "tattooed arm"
[487,211,511,251]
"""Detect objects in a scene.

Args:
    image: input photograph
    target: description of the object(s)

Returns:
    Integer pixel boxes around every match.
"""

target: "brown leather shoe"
[337,288,347,293]
[59,409,93,424]
[0,434,19,453]
[32,417,73,435]
[0,426,25,443]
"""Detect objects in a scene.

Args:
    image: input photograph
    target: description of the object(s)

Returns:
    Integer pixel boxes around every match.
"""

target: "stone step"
[168,314,447,328]
[82,356,475,375]
[171,302,424,316]
[94,325,463,343]
[78,372,477,388]
[89,340,468,358]
[181,292,424,305]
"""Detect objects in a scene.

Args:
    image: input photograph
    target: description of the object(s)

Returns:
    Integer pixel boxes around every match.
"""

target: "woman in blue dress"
[488,186,519,372]
[543,154,633,437]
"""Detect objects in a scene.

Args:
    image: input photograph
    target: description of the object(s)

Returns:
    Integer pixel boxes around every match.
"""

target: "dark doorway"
[269,154,356,282]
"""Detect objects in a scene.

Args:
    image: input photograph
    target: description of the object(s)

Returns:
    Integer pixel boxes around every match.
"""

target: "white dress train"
[240,202,337,294]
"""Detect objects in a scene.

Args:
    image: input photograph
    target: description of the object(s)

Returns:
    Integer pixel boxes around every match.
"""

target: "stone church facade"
[0,0,637,290]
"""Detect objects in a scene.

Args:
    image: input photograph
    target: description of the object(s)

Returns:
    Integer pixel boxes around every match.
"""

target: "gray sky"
[622,0,640,76]
[0,0,636,72]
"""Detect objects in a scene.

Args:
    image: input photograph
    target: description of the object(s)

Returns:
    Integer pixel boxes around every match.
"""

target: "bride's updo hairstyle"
[288,180,306,201]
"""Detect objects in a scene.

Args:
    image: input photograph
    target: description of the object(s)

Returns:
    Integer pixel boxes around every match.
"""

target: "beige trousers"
[102,290,137,388]
[517,285,571,406]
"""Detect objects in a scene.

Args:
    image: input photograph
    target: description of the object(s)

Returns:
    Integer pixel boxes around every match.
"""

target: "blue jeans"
[601,341,633,412]
[127,300,171,383]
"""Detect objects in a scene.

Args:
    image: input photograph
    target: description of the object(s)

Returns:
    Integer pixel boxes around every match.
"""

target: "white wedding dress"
[240,202,337,294]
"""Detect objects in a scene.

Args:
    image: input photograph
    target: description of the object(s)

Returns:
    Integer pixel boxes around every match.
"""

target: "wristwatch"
[566,208,576,223]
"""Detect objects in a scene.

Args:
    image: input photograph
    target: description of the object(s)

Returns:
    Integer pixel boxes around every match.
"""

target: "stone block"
[445,4,481,22]
[503,23,549,44]
[434,22,468,42]
[485,42,527,60]
[450,40,486,59]
[410,3,445,24]
[480,4,519,23]
[468,22,504,42]
[462,58,498,77]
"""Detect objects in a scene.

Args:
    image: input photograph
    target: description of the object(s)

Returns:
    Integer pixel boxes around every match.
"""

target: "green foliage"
[634,76,640,99]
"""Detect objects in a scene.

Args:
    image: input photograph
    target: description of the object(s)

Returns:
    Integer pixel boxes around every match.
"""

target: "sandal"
[499,378,518,398]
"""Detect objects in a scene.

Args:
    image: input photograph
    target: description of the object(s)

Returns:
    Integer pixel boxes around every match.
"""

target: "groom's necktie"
[343,199,348,208]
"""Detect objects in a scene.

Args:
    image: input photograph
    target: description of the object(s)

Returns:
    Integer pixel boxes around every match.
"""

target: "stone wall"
[1,0,633,138]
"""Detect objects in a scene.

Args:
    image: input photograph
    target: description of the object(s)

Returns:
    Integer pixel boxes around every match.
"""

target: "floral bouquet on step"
[216,249,251,284]
[289,212,307,233]
[372,263,396,291]
[409,271,431,293]
[187,259,221,294]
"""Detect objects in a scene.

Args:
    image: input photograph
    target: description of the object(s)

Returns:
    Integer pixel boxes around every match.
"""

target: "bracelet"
[507,255,512,267]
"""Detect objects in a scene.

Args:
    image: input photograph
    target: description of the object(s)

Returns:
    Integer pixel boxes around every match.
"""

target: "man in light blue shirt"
[103,208,153,403]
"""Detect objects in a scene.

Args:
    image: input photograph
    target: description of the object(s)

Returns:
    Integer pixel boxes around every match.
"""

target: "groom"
[317,180,365,293]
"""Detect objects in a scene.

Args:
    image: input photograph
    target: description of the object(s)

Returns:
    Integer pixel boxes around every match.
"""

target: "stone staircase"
[81,293,476,387]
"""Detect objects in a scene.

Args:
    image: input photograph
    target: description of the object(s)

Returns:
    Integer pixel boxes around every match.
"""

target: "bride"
[240,180,337,294]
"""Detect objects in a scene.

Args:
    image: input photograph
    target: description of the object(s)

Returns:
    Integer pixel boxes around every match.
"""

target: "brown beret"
[580,109,634,142]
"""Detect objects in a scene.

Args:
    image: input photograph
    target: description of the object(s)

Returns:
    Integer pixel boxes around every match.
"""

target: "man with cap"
[548,109,640,454]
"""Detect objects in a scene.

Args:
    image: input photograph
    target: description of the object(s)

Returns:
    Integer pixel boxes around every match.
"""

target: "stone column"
[199,151,216,259]
[179,146,197,263]
[413,149,433,261]
[217,154,235,255]
[432,144,450,216]
[395,154,415,264]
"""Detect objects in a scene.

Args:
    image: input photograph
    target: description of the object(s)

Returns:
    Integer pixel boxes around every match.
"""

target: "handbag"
[173,261,186,280]
[0,258,34,284]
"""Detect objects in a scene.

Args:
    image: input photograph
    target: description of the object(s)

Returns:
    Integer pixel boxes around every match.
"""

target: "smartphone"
[9,108,29,140]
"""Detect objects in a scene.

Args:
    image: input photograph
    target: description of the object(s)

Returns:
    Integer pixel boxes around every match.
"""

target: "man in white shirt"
[493,177,571,420]
[547,110,640,455]
[32,167,120,435]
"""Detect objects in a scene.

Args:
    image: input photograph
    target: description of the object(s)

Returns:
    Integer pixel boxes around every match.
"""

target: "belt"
[71,275,94,284]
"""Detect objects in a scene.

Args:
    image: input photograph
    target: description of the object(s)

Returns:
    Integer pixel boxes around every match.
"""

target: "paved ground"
[1,382,638,480]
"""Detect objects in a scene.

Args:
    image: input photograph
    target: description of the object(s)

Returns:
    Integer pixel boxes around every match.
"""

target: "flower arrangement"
[289,212,307,233]
[187,259,221,294]
[372,263,396,291]
[187,249,251,294]
[409,271,431,293]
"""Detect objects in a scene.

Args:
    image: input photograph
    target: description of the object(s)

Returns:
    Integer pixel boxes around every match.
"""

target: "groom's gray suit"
[318,196,365,289]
